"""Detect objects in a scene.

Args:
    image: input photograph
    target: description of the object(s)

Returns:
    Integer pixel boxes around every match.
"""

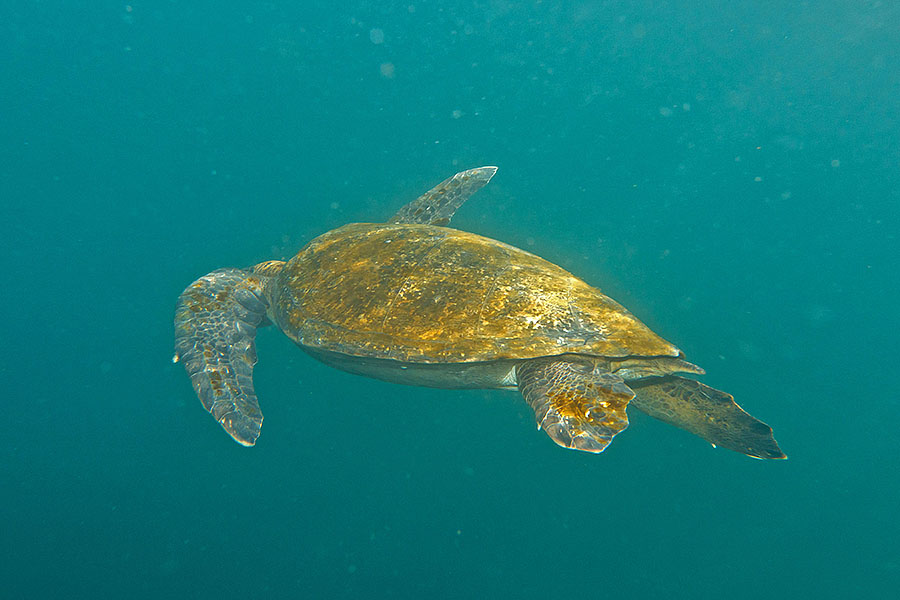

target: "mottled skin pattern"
[174,269,268,445]
[174,166,785,459]
[517,357,636,452]
[630,377,785,459]
[387,166,495,227]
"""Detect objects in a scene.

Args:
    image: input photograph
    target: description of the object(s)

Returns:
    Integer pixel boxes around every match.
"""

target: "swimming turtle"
[174,167,784,459]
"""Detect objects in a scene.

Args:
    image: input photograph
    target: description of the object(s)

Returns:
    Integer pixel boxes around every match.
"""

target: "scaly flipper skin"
[630,376,786,459]
[389,166,498,226]
[174,268,270,446]
[517,357,635,453]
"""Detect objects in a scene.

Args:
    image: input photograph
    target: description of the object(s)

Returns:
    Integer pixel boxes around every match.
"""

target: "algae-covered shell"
[270,222,679,363]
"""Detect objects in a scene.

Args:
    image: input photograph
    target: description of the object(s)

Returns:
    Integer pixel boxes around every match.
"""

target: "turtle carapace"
[174,167,785,459]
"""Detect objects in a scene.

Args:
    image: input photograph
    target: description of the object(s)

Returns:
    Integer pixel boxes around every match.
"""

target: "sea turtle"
[174,167,785,459]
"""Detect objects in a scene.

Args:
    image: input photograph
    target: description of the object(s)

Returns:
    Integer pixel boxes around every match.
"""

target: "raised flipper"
[516,357,635,453]
[174,268,269,446]
[630,376,786,459]
[389,166,498,226]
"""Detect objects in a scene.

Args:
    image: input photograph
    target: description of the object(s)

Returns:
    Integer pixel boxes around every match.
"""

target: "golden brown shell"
[269,223,679,363]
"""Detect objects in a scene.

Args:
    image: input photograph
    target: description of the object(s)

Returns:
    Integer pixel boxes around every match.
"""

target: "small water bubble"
[369,28,384,44]
[807,305,835,325]
[737,340,761,362]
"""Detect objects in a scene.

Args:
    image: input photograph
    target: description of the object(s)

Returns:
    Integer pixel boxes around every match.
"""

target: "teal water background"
[2,2,899,598]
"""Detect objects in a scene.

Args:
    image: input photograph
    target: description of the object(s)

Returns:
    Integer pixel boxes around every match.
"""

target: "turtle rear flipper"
[174,269,269,446]
[630,376,786,460]
[517,357,635,453]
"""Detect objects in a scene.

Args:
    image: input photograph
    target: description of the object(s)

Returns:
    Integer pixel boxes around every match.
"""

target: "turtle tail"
[174,267,271,446]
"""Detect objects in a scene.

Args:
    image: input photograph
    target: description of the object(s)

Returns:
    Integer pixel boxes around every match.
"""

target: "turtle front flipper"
[389,166,497,226]
[630,376,786,460]
[517,357,635,453]
[174,268,269,446]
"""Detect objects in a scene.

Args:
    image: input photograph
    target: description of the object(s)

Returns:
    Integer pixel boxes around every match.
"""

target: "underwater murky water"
[2,2,898,598]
